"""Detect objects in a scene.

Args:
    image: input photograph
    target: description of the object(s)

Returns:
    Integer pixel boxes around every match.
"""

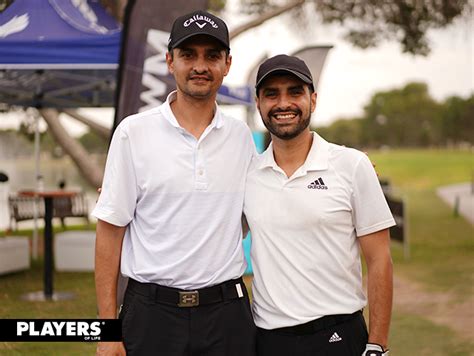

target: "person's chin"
[188,89,212,99]
[272,125,303,140]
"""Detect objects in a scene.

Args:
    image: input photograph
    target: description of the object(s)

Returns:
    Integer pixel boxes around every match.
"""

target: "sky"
[0,3,472,136]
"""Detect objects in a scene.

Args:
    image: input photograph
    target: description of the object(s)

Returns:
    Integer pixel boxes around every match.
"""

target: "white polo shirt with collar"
[92,91,256,290]
[244,132,395,329]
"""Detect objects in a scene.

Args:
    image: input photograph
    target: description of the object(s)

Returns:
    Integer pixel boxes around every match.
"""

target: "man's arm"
[95,219,127,355]
[359,228,393,350]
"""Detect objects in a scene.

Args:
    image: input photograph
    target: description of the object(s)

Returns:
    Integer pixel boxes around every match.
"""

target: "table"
[19,190,77,301]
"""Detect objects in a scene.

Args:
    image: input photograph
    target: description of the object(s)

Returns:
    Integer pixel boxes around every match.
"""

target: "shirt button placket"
[195,144,208,190]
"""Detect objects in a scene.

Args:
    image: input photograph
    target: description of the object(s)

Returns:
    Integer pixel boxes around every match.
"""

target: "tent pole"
[32,110,41,260]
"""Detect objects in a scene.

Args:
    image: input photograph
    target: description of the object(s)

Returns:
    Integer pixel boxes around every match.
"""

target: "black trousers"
[257,311,368,356]
[120,279,257,356]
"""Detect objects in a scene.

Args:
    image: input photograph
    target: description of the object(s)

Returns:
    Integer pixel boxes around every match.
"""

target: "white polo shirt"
[244,132,395,329]
[93,91,256,290]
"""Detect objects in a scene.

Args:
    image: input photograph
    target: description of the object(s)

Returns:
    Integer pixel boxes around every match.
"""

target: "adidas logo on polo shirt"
[307,177,328,190]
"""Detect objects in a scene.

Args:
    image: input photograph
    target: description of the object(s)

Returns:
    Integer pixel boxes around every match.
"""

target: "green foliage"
[315,118,363,148]
[361,82,442,147]
[238,0,277,14]
[78,131,108,154]
[440,94,474,145]
[314,0,470,55]
[236,0,471,55]
[318,82,473,148]
[208,0,227,12]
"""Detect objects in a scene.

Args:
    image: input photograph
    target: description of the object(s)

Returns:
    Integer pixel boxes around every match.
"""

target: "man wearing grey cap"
[94,10,256,356]
[244,55,395,356]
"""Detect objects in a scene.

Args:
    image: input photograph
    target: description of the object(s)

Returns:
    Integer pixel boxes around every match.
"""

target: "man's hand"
[96,341,126,355]
[362,343,389,356]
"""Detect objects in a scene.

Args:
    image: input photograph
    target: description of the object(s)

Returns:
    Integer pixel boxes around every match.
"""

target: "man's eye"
[264,92,277,98]
[290,89,304,96]
[208,53,221,60]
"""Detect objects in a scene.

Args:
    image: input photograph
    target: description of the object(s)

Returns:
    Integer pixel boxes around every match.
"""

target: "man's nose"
[193,55,208,73]
[276,94,292,110]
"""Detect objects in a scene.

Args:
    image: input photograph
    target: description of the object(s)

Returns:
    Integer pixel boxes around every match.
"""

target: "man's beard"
[261,108,311,140]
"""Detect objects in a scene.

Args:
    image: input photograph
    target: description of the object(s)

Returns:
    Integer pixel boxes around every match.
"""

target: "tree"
[316,83,473,148]
[441,94,474,145]
[360,82,442,147]
[230,0,471,55]
[315,118,363,148]
[40,109,104,188]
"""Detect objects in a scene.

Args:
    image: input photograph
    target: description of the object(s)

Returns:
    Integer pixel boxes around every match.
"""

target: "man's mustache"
[187,71,213,81]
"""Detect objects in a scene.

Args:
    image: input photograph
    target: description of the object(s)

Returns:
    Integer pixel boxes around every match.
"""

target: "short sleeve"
[92,123,138,227]
[351,154,396,236]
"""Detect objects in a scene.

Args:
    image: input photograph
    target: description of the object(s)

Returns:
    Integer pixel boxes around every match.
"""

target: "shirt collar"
[304,132,329,171]
[257,132,329,172]
[160,91,224,130]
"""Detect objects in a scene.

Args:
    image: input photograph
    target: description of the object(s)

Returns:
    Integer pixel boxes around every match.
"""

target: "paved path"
[436,182,474,225]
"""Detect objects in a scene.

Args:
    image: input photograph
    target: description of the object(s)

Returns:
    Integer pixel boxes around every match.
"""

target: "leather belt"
[127,277,245,308]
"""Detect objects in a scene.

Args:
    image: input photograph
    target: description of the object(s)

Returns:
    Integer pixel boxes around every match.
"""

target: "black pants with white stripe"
[119,282,257,356]
[257,311,368,356]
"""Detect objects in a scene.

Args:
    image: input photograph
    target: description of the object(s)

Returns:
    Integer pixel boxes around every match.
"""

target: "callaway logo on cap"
[168,10,230,51]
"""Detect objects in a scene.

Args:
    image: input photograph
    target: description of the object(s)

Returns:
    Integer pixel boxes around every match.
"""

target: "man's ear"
[166,51,174,74]
[223,53,232,76]
[255,95,260,111]
[310,91,317,113]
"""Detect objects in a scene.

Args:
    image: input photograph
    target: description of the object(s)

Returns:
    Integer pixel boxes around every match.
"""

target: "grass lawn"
[369,149,474,191]
[371,149,474,354]
[370,149,474,297]
[0,260,96,354]
[1,149,473,355]
[390,311,474,355]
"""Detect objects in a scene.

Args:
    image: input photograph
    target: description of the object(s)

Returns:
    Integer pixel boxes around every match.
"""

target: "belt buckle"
[178,291,199,307]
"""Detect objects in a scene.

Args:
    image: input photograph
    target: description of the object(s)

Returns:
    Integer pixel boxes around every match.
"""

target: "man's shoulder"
[328,142,365,159]
[326,141,368,171]
[117,106,164,132]
[220,112,250,131]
